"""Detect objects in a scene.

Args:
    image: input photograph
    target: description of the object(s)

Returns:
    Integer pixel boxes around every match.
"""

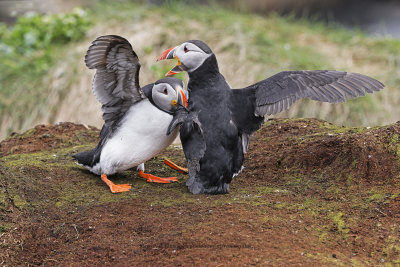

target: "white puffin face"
[152,83,179,113]
[174,42,211,73]
[157,40,213,76]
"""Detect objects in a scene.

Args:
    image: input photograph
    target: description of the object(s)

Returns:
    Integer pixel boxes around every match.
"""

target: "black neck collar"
[188,54,220,87]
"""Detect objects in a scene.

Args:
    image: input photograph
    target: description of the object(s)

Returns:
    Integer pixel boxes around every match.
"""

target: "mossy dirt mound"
[0,119,399,266]
[248,118,400,185]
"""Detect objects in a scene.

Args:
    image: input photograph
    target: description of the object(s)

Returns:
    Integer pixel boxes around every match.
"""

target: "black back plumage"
[169,40,384,194]
[174,55,245,194]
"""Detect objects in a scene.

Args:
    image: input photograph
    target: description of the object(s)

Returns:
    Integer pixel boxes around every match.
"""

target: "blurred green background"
[0,0,399,140]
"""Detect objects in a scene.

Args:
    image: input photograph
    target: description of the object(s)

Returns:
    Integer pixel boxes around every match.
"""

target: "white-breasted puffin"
[158,40,384,194]
[73,35,188,193]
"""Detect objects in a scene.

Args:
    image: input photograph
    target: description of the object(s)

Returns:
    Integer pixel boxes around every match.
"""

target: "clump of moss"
[330,212,349,238]
[367,192,386,203]
[0,223,12,232]
[11,195,28,210]
[0,191,7,210]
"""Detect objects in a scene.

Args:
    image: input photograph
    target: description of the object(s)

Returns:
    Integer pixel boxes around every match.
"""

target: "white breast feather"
[99,99,179,174]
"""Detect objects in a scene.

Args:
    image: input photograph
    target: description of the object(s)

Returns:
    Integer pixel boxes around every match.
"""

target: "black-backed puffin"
[158,40,384,194]
[73,35,188,193]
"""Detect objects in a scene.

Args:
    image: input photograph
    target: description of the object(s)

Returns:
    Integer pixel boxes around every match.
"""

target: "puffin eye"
[184,45,188,53]
[163,88,168,95]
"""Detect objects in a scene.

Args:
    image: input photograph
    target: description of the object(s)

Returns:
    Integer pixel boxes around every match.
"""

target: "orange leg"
[101,174,132,193]
[163,158,188,174]
[138,170,178,183]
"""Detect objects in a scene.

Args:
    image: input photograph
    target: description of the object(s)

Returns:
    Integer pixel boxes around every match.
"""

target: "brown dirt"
[0,122,99,157]
[0,118,399,266]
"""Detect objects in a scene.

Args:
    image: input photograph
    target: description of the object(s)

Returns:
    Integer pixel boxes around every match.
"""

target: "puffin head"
[151,77,188,113]
[157,40,213,76]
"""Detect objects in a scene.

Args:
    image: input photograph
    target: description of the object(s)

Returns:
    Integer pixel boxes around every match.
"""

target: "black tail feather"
[73,125,110,168]
[72,149,99,167]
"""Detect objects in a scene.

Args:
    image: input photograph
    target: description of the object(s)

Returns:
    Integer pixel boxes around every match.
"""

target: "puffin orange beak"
[179,89,188,108]
[157,46,176,61]
[176,86,188,108]
[157,46,183,76]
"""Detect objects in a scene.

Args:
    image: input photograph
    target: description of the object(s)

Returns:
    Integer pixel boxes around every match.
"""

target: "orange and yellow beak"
[157,46,176,61]
[157,46,184,77]
[177,87,188,108]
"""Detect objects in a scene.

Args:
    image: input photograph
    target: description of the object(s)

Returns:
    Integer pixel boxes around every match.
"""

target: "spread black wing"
[85,35,145,129]
[232,70,384,135]
[250,70,384,116]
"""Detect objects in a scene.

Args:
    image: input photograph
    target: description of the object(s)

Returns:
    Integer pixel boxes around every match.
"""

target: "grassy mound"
[0,118,399,265]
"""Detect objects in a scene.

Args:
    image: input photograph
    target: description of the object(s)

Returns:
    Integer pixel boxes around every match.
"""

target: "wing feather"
[85,35,145,128]
[245,70,384,117]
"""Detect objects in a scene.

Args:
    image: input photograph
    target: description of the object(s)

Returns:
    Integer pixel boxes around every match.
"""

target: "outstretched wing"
[231,70,384,137]
[85,35,145,128]
[247,70,384,117]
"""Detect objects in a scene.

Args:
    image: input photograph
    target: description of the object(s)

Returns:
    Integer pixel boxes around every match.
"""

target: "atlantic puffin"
[158,40,384,194]
[73,35,188,193]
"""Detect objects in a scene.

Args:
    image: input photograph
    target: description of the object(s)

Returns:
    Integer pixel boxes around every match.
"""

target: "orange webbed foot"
[138,170,178,183]
[101,174,132,193]
[163,158,188,174]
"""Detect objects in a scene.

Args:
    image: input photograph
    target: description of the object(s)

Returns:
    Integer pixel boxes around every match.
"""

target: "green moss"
[349,258,368,267]
[390,193,399,200]
[12,195,28,210]
[330,212,349,238]
[381,233,400,260]
[283,173,314,194]
[1,145,96,171]
[317,231,328,242]
[2,151,56,169]
[367,192,386,203]
[18,128,36,139]
[390,134,399,145]
[0,191,6,210]
[346,174,353,187]
[54,171,138,208]
[0,223,12,232]
[301,197,320,212]
[351,160,358,168]
[273,202,289,210]
[312,224,334,243]
[303,252,350,266]
[326,185,342,196]
[261,216,281,224]
[1,145,139,210]
[388,134,400,166]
